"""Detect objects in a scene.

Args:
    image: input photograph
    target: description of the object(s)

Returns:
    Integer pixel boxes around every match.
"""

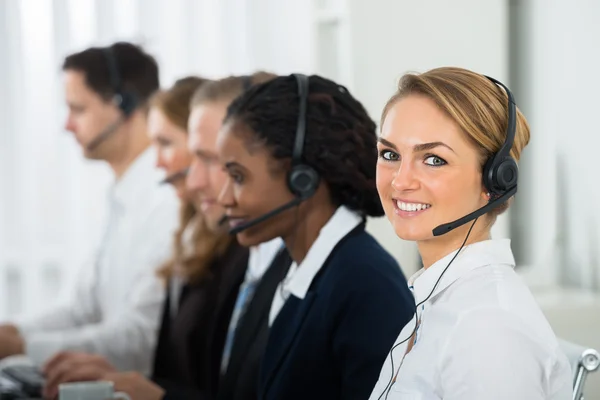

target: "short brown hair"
[190,71,277,107]
[62,41,159,106]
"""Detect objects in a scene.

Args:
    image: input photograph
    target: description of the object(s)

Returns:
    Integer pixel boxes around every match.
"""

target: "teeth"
[396,201,431,212]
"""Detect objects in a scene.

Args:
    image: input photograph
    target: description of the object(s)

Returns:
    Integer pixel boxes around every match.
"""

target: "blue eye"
[379,149,399,161]
[424,155,447,167]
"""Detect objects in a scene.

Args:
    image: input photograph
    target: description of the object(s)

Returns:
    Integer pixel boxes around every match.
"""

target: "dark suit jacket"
[258,224,415,400]
[216,248,292,400]
[152,241,248,400]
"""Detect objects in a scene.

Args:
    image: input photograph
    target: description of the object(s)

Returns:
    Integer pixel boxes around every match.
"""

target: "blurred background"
[1,0,599,395]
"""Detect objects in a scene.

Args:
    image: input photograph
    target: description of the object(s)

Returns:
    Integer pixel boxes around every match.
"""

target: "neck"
[283,194,336,265]
[418,218,491,269]
[107,114,151,179]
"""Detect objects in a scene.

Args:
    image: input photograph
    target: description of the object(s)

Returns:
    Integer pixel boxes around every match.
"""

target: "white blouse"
[368,239,573,400]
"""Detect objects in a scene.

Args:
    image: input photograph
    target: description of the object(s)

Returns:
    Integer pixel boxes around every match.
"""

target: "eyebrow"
[224,161,245,170]
[377,137,456,154]
[154,135,171,143]
[194,149,217,160]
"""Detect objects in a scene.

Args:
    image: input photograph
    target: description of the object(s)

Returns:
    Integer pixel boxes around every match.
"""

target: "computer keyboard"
[0,366,44,397]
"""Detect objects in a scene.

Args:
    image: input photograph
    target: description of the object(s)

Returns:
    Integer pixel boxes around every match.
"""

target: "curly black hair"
[224,74,384,217]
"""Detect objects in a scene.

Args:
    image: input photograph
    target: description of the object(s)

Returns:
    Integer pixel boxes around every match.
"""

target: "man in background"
[0,42,179,375]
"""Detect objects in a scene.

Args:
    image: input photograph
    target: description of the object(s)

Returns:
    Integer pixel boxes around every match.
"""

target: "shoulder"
[442,306,561,369]
[329,229,406,283]
[438,307,572,396]
[322,230,414,314]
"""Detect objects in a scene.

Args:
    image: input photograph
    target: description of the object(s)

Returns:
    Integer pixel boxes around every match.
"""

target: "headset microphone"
[432,186,516,236]
[228,197,303,235]
[160,167,189,185]
[86,46,139,152]
[431,75,519,237]
[227,74,320,237]
[86,116,126,151]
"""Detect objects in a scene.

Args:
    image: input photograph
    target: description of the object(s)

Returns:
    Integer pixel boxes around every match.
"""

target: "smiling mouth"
[393,199,432,215]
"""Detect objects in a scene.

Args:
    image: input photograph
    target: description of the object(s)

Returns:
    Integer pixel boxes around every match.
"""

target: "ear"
[481,190,491,202]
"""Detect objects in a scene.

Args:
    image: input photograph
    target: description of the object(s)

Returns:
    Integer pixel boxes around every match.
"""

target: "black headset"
[102,47,138,117]
[228,74,321,235]
[432,75,518,236]
[482,75,518,198]
[287,74,320,199]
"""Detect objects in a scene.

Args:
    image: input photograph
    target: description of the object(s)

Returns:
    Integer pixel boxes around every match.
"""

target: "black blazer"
[258,224,415,400]
[216,248,292,400]
[152,241,248,400]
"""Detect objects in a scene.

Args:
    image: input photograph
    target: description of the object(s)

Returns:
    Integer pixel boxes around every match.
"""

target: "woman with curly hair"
[216,74,416,400]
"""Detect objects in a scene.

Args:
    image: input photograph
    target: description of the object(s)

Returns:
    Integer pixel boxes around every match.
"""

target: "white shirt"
[13,147,179,373]
[368,239,573,400]
[247,237,285,284]
[268,206,362,325]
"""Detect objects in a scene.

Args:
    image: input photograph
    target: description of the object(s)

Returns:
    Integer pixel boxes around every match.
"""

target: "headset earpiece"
[483,155,518,197]
[103,47,138,117]
[482,75,519,198]
[288,164,320,199]
[287,74,320,199]
[112,91,138,117]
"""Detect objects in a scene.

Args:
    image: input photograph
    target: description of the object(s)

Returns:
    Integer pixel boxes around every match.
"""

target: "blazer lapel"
[262,292,318,396]
[220,250,292,391]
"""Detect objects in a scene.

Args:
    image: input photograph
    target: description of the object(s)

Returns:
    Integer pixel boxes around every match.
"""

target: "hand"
[0,324,25,359]
[42,351,116,399]
[103,372,165,400]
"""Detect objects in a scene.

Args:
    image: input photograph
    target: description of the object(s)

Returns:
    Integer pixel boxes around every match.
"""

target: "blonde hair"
[152,76,232,283]
[190,71,277,107]
[382,67,530,217]
[150,76,209,129]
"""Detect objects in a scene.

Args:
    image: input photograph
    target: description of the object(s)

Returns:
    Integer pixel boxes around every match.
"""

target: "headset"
[378,75,519,399]
[229,73,320,235]
[86,46,139,152]
[432,75,518,236]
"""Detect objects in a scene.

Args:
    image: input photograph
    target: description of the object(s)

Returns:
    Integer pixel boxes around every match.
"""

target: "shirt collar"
[247,237,285,281]
[409,239,515,304]
[285,206,363,300]
[110,147,158,209]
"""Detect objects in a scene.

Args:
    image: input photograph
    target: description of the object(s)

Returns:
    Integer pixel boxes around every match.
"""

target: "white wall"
[512,0,600,291]
[336,0,511,275]
[511,1,600,397]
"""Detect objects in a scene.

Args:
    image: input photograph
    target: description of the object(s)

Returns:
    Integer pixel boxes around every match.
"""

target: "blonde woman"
[369,67,572,399]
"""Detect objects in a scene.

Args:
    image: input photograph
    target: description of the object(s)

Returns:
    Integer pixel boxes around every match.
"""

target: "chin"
[390,219,433,242]
[236,227,279,248]
[235,231,266,248]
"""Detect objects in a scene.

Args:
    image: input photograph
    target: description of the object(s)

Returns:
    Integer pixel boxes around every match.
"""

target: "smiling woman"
[215,74,415,400]
[368,67,572,400]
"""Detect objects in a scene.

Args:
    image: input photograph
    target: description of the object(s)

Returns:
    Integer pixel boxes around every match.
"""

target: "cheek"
[210,166,228,195]
[425,171,482,210]
[375,165,394,197]
[78,114,95,135]
[171,148,192,166]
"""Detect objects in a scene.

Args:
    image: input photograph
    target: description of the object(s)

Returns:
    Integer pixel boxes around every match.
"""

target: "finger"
[43,351,73,375]
[43,360,75,397]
